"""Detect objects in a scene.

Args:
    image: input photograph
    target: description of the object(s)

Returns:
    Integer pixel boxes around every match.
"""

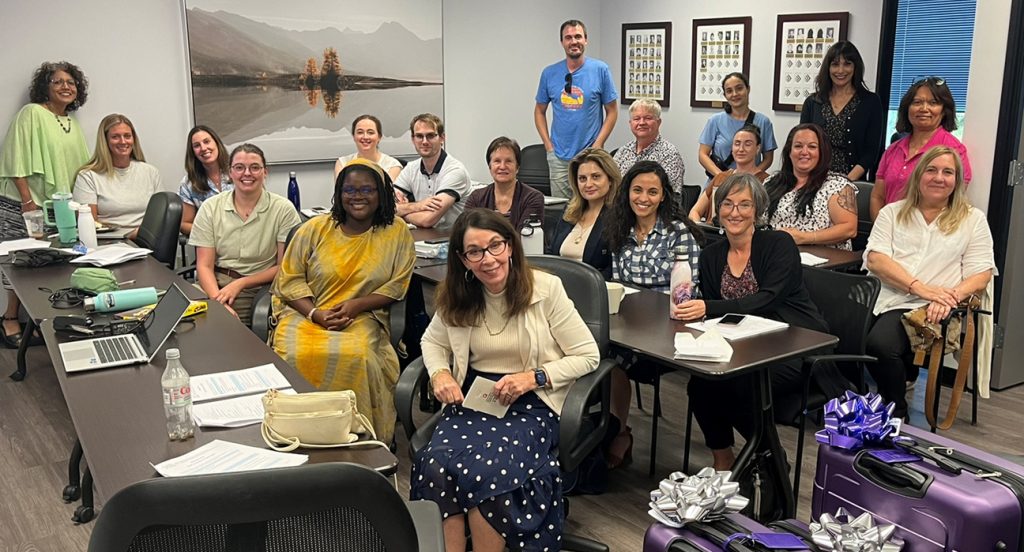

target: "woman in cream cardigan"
[411,208,599,552]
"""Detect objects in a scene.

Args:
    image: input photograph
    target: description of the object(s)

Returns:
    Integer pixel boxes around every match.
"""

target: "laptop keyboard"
[96,336,137,363]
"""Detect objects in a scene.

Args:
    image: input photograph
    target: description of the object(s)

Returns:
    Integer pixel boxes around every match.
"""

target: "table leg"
[731,368,795,522]
[63,439,84,502]
[9,318,34,381]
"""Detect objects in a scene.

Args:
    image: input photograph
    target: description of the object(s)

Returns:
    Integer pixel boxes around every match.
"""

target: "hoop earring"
[464,270,475,282]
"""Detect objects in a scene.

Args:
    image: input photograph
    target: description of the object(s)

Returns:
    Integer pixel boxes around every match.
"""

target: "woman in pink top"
[870,77,970,220]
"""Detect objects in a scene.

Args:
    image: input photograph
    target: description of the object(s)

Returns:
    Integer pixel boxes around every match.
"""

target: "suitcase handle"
[854,451,932,498]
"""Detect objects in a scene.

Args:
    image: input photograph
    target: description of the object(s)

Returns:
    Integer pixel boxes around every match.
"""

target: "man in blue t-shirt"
[534,19,619,198]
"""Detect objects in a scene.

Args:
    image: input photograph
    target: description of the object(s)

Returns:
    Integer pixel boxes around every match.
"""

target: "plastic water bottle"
[287,171,301,210]
[76,205,98,250]
[669,245,693,320]
[522,218,544,255]
[161,348,195,440]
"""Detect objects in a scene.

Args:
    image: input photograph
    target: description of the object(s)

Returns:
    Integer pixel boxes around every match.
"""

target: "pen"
[117,279,136,287]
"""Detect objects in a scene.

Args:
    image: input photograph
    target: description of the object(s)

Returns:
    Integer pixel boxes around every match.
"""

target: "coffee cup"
[22,210,46,239]
[606,282,625,315]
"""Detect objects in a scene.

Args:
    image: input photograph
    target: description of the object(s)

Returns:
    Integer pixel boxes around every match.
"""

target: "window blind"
[889,0,976,111]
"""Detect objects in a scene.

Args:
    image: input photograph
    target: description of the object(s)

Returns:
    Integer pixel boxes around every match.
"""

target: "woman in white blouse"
[73,114,161,238]
[333,114,403,182]
[864,146,994,419]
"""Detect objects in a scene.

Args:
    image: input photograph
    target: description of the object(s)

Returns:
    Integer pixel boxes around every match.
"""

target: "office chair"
[852,181,873,252]
[394,255,615,552]
[133,192,183,269]
[519,144,552,196]
[87,463,444,552]
[679,184,702,214]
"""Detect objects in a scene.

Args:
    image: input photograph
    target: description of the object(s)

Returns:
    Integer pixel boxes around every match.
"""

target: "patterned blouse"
[178,174,234,209]
[822,94,861,174]
[767,172,856,250]
[720,259,759,300]
[612,218,700,292]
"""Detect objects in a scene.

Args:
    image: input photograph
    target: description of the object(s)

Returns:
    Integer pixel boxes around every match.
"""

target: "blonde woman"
[864,146,994,419]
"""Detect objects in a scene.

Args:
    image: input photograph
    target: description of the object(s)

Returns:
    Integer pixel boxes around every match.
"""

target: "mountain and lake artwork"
[184,5,443,163]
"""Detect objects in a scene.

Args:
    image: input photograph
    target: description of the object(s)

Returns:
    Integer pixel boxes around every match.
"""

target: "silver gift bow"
[809,508,905,552]
[647,467,750,528]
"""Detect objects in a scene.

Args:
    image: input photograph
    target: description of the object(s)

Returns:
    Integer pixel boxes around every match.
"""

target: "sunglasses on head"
[914,76,946,87]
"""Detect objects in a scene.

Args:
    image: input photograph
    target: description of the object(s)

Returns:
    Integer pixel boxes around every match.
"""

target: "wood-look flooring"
[2,341,1022,552]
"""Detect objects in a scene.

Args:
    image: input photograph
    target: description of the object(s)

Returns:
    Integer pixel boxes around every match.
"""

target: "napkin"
[674,328,733,362]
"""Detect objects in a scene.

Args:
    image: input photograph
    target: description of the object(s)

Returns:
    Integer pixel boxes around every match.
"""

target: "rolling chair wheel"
[72,505,94,523]
[62,484,81,502]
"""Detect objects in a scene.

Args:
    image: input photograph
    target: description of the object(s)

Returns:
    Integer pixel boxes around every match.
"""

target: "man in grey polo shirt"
[394,113,471,231]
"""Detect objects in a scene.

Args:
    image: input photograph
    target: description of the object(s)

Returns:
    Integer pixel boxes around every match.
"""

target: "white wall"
[597,1,884,183]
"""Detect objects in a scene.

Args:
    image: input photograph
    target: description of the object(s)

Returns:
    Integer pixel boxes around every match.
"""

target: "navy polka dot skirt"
[410,390,563,551]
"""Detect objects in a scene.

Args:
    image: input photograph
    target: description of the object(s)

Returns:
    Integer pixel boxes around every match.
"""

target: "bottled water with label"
[161,348,195,440]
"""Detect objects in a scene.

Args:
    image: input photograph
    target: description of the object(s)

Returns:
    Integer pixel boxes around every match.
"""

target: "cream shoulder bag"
[260,389,387,452]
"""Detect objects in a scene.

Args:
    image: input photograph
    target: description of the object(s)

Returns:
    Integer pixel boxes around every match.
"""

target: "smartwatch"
[533,369,548,388]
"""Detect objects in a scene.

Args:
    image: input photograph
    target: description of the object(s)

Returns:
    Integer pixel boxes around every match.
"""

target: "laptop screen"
[136,283,192,360]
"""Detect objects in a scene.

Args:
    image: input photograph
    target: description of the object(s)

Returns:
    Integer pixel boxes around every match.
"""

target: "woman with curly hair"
[271,159,415,443]
[0,61,90,348]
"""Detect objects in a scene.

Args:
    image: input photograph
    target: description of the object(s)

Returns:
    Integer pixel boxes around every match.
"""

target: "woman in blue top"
[698,73,777,184]
[178,125,233,235]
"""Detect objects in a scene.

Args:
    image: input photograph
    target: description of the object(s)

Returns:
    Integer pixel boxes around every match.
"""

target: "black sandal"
[2,315,23,349]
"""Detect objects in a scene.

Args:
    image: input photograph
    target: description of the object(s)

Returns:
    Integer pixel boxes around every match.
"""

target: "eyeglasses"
[461,240,507,262]
[413,132,439,142]
[49,78,76,88]
[231,164,265,174]
[914,76,946,87]
[719,200,755,213]
[341,186,376,197]
[564,73,573,95]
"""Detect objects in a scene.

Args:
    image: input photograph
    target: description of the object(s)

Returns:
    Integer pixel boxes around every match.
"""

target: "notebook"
[59,283,192,373]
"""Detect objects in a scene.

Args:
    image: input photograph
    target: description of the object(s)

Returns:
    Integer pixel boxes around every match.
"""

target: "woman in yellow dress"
[271,159,415,443]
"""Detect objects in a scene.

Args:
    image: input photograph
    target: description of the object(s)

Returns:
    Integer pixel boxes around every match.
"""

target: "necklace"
[53,113,72,134]
[483,315,512,336]
[572,219,595,244]
[635,224,653,243]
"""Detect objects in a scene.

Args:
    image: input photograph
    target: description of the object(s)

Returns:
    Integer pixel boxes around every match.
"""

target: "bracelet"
[429,368,452,384]
[21,199,33,205]
[307,307,318,322]
[908,279,920,293]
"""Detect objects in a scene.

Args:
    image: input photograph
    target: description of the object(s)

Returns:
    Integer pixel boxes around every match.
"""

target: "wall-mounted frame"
[182,0,443,164]
[690,17,751,108]
[621,22,672,107]
[772,12,849,112]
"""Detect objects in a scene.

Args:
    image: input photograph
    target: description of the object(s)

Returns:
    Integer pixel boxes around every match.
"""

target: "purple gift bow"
[647,467,750,528]
[815,391,900,450]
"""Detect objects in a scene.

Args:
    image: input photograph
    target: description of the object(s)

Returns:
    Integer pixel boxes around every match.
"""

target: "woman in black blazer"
[546,148,620,280]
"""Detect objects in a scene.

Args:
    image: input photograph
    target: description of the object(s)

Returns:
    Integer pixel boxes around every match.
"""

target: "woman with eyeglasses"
[0,61,90,348]
[690,124,769,223]
[271,159,414,443]
[547,148,620,279]
[464,136,544,231]
[179,125,233,235]
[870,77,971,220]
[189,143,301,326]
[333,114,403,183]
[73,114,162,238]
[674,174,841,470]
[698,72,777,184]
[765,123,858,250]
[800,41,884,180]
[413,208,599,552]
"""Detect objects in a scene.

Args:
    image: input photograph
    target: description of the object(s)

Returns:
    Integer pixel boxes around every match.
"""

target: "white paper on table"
[543,196,569,205]
[674,329,733,362]
[414,241,444,258]
[69,243,151,266]
[192,388,295,428]
[461,377,510,418]
[686,315,789,341]
[300,207,328,218]
[151,439,307,477]
[621,285,642,297]
[0,238,54,255]
[799,252,828,266]
[190,364,291,403]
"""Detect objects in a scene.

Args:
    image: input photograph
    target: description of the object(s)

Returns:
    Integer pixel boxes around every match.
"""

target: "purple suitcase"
[813,423,1024,551]
[643,514,814,551]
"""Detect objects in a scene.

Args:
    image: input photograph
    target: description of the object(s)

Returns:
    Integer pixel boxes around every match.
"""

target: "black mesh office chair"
[87,463,443,552]
[395,255,615,552]
[853,181,873,251]
[679,184,702,214]
[519,144,552,196]
[133,192,183,269]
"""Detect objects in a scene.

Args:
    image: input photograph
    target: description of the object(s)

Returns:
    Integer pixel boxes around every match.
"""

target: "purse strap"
[924,297,979,430]
[261,410,388,452]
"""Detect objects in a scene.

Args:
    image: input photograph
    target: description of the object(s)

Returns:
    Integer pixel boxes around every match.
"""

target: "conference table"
[3,254,398,522]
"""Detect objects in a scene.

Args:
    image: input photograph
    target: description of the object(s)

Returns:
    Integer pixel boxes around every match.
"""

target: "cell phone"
[718,314,746,326]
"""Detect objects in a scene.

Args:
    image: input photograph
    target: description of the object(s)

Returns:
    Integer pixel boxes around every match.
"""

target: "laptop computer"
[59,283,192,373]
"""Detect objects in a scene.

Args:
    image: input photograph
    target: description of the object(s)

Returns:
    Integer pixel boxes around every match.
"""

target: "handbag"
[8,248,76,267]
[70,267,119,293]
[260,388,385,452]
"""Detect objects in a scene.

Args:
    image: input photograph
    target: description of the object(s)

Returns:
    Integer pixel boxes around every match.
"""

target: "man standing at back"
[535,19,619,198]
[394,113,470,231]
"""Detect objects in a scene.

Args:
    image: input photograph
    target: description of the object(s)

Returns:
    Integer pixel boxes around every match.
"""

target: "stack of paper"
[543,196,569,206]
[799,252,828,266]
[191,364,291,402]
[687,315,789,341]
[300,206,329,218]
[70,244,151,266]
[674,329,733,362]
[151,440,307,477]
[0,238,53,256]
[415,241,445,258]
[192,388,295,428]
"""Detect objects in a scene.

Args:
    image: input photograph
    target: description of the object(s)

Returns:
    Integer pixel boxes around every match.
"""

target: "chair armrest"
[389,298,406,351]
[395,357,428,443]
[250,286,272,341]
[408,500,445,552]
[804,354,877,369]
[176,263,197,281]
[558,358,615,473]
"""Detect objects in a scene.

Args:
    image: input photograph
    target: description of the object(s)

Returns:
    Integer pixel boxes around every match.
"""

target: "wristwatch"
[533,369,548,388]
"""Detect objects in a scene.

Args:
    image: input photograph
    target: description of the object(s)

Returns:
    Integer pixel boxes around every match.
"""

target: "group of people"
[0,19,995,551]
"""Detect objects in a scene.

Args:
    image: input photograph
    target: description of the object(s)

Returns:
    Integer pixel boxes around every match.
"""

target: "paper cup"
[22,210,45,239]
[606,282,625,315]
